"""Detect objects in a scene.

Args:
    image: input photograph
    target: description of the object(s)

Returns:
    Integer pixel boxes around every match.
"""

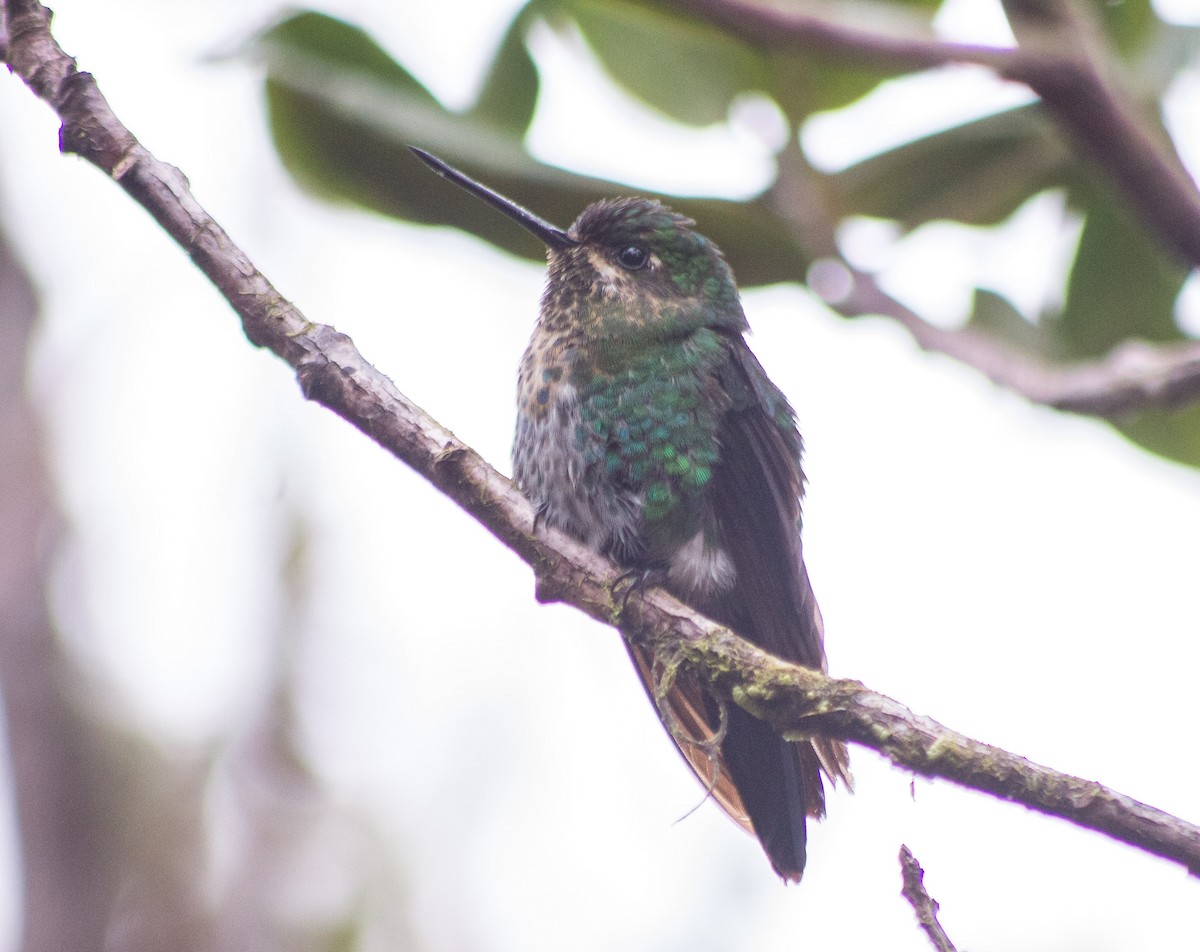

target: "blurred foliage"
[242,0,1200,465]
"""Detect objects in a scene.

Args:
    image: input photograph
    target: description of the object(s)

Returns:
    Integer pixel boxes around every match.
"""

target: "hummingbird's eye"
[616,244,650,271]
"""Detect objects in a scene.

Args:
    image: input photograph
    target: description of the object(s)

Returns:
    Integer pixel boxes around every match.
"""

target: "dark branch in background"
[999,0,1200,268]
[0,94,212,952]
[0,174,115,952]
[676,0,1200,418]
[838,266,1200,416]
[670,0,1020,72]
[5,0,1200,881]
[899,847,960,952]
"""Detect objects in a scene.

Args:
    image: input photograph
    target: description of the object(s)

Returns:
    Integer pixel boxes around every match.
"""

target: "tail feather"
[627,640,846,882]
[722,703,811,881]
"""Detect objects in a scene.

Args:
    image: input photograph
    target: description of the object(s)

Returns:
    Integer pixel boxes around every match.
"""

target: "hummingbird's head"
[409,148,748,341]
[550,198,747,340]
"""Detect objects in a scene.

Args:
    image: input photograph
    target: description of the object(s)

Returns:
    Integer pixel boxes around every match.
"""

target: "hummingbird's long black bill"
[409,147,578,251]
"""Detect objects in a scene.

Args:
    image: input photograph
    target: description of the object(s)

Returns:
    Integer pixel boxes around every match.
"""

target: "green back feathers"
[574,328,728,543]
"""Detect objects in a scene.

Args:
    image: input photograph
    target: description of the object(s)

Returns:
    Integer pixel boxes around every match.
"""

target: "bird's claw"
[613,565,669,618]
[530,500,549,535]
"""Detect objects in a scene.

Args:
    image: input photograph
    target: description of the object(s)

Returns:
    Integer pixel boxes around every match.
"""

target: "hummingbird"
[411,147,850,881]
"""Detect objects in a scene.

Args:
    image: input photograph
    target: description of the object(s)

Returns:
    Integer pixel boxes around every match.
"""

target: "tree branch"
[838,265,1200,417]
[999,0,1200,267]
[5,0,1200,878]
[899,846,959,952]
[666,0,1021,72]
[670,0,1200,269]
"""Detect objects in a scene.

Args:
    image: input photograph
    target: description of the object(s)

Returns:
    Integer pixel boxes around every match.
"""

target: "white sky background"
[2,0,1200,949]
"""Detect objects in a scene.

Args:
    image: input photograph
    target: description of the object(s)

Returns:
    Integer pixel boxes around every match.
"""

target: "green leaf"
[967,288,1064,358]
[252,11,438,99]
[1058,182,1188,357]
[467,9,540,133]
[541,0,768,126]
[263,73,598,259]
[1115,405,1200,469]
[1052,179,1193,465]
[830,104,1070,229]
[756,0,947,119]
[548,0,947,124]
[1096,0,1158,57]
[249,12,566,257]
[765,47,906,120]
[1124,19,1200,102]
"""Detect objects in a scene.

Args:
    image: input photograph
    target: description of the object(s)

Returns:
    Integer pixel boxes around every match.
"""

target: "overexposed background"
[2,0,1199,949]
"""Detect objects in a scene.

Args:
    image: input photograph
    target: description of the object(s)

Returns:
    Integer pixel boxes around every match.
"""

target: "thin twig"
[5,0,1200,878]
[666,0,1020,71]
[839,265,1200,416]
[899,846,959,952]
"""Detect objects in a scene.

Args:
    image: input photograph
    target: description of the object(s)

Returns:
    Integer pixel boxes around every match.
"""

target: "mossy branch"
[4,0,1200,878]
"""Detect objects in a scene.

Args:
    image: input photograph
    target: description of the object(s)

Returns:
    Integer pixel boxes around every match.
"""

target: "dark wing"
[712,339,824,667]
[711,339,852,789]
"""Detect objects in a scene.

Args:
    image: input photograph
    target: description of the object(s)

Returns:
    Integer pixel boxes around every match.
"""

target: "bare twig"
[5,0,1200,878]
[839,265,1200,416]
[666,0,1020,71]
[899,846,959,952]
